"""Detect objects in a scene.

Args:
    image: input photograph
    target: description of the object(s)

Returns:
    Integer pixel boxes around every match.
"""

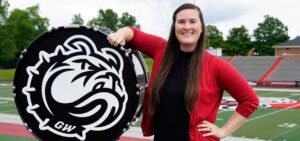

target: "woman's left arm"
[198,58,259,138]
[198,111,246,138]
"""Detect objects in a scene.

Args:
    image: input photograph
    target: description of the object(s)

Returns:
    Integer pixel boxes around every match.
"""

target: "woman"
[107,3,259,141]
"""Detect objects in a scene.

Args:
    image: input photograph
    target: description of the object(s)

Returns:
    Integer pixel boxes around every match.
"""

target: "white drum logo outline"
[22,35,128,140]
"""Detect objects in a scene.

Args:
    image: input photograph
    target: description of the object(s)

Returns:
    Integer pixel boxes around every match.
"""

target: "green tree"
[206,25,224,48]
[223,25,252,56]
[87,9,140,31]
[71,13,84,25]
[0,0,9,24]
[87,9,118,31]
[1,5,49,68]
[0,24,17,68]
[6,5,49,52]
[118,12,140,29]
[253,15,289,56]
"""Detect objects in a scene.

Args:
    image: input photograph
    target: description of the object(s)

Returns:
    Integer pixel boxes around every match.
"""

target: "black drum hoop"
[13,25,149,141]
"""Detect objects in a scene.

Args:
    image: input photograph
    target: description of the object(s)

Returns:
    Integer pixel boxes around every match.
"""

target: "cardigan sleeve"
[126,26,167,59]
[216,59,259,118]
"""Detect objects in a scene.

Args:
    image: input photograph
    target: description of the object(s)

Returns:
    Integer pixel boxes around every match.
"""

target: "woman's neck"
[180,44,196,52]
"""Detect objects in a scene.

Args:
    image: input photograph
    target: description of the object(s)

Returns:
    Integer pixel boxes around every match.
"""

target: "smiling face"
[175,9,202,52]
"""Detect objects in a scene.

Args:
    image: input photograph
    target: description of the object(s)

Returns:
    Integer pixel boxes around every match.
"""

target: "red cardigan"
[128,26,259,141]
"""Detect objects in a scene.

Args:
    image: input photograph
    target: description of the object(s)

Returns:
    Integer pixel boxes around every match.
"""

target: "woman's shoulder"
[127,26,167,43]
[203,51,226,64]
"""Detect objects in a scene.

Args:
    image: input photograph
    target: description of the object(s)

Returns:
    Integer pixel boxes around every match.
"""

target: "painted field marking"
[290,93,300,95]
[246,103,300,122]
[256,91,282,96]
[0,83,12,86]
[253,88,300,92]
[286,94,300,98]
[269,125,300,140]
[0,97,14,105]
[0,101,8,104]
[277,123,297,128]
[0,97,14,101]
[0,109,17,114]
[217,111,229,114]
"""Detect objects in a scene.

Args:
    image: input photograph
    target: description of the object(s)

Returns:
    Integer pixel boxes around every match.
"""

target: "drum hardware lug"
[125,51,130,57]
[52,27,59,31]
[139,86,145,91]
[12,86,15,90]
[122,128,127,132]
[24,123,28,127]
[127,122,132,127]
[125,48,132,57]
[22,49,27,54]
[120,47,125,51]
[136,84,140,88]
[19,55,24,60]
[28,128,32,133]
[136,91,140,95]
[12,93,16,97]
[93,27,97,32]
[64,25,80,29]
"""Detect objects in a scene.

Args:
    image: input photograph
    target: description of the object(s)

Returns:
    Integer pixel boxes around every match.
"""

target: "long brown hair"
[148,3,206,116]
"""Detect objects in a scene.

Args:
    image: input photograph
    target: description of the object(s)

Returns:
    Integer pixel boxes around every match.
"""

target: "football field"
[0,85,300,141]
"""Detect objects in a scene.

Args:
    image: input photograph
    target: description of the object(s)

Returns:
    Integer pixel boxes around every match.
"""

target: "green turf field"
[215,90,300,140]
[1,85,300,140]
[0,69,15,81]
[1,61,300,141]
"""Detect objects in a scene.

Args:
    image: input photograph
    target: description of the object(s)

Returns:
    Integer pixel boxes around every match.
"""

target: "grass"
[1,58,300,140]
[0,69,15,81]
[0,134,37,141]
[216,90,300,140]
[232,108,300,139]
[1,86,300,140]
[0,86,17,115]
[144,58,153,76]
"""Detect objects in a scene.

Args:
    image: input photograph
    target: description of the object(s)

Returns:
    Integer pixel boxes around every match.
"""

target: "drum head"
[13,26,144,141]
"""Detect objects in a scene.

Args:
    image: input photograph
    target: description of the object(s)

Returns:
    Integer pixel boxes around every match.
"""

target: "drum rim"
[12,25,149,140]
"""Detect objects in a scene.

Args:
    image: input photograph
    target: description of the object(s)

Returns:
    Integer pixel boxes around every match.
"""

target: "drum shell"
[13,26,148,141]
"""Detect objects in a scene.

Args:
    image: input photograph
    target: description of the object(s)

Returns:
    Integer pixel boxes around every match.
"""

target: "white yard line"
[0,109,17,113]
[217,110,230,114]
[254,88,300,92]
[0,113,23,124]
[256,91,282,96]
[269,126,300,140]
[0,97,14,101]
[246,103,300,122]
[286,94,300,98]
[0,83,12,86]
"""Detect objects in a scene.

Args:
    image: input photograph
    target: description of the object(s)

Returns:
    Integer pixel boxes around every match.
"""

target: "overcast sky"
[8,0,300,40]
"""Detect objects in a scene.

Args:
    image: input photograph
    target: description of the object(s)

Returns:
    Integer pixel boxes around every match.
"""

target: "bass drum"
[13,26,149,141]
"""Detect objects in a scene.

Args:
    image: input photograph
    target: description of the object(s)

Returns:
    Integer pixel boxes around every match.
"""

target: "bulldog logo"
[22,35,128,140]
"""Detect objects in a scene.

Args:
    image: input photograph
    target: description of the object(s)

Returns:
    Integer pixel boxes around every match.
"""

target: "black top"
[153,50,192,141]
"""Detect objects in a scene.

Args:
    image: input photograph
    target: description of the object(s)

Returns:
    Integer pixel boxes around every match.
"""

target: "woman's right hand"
[107,32,126,47]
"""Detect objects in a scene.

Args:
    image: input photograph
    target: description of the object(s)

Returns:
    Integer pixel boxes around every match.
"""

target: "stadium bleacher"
[266,59,300,81]
[220,56,279,81]
[219,56,300,87]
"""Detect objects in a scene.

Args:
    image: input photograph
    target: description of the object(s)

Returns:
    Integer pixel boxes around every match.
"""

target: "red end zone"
[0,122,152,141]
